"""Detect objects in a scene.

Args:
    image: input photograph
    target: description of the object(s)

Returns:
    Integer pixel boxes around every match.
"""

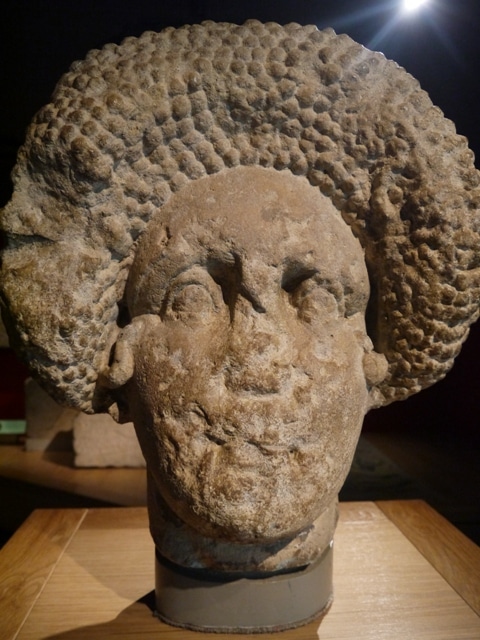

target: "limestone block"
[73,412,145,468]
[25,378,145,467]
[25,378,77,451]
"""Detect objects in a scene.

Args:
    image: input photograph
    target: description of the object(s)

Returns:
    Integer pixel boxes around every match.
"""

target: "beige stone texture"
[110,167,374,568]
[1,20,480,583]
[25,378,144,467]
[2,21,479,417]
[25,378,77,452]
[73,413,145,467]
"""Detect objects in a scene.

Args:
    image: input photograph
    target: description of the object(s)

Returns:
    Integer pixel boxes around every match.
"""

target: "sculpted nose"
[224,312,292,394]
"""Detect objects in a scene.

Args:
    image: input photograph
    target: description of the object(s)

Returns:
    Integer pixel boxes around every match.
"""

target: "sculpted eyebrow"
[281,262,318,292]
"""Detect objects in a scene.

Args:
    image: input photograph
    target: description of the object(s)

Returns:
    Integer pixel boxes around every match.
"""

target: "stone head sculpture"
[1,20,480,632]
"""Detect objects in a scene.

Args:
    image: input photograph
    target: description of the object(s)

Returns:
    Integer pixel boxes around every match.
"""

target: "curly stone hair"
[1,20,480,413]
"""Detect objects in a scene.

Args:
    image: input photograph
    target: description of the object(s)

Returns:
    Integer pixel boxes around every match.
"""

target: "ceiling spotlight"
[402,0,430,12]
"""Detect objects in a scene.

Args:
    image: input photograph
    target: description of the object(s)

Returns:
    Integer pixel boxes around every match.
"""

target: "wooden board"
[0,509,87,640]
[377,499,480,615]
[1,501,479,640]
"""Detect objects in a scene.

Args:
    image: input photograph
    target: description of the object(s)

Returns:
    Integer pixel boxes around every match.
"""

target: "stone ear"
[363,350,389,409]
[103,322,141,389]
[362,350,388,388]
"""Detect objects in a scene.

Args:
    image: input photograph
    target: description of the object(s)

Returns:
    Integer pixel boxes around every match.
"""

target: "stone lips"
[1,20,480,413]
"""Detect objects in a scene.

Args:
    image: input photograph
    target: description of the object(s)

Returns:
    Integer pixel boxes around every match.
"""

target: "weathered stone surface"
[1,18,479,608]
[2,21,479,416]
[25,378,145,466]
[73,413,144,467]
[112,167,376,567]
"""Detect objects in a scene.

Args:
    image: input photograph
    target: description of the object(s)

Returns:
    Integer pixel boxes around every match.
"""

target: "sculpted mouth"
[187,403,307,453]
[203,435,301,454]
[204,431,228,446]
[251,442,299,455]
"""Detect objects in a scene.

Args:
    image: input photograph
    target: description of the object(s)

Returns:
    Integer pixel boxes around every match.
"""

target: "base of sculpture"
[154,543,333,633]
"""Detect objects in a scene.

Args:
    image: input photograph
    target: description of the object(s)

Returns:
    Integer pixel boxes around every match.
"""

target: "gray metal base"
[154,542,333,633]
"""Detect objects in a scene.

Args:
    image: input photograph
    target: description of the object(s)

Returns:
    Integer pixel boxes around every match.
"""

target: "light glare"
[402,0,429,12]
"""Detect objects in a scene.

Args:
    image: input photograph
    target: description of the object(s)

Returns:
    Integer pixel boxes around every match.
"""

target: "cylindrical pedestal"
[155,542,333,633]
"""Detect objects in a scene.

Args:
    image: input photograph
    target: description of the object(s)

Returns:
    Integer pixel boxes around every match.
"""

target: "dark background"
[1,0,479,443]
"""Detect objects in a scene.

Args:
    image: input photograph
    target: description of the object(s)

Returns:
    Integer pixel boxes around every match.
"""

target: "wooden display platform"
[1,501,479,639]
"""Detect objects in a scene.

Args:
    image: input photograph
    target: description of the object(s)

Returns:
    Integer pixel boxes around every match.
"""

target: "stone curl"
[1,20,480,413]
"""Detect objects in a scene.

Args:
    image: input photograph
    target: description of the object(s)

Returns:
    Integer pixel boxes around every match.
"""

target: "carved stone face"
[117,167,373,545]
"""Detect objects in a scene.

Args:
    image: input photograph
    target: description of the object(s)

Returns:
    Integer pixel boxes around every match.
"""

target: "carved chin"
[195,444,337,543]
[150,410,352,544]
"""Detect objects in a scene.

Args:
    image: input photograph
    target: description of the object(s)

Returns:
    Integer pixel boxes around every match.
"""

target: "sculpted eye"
[172,283,214,313]
[282,268,344,324]
[163,274,221,325]
[290,280,340,323]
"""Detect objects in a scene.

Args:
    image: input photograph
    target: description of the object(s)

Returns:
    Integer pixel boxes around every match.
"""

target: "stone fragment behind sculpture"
[1,20,479,632]
[73,413,144,467]
[25,378,144,466]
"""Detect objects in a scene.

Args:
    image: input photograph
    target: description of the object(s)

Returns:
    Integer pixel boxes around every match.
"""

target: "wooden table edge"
[2,500,479,639]
[0,508,88,640]
[376,499,480,616]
